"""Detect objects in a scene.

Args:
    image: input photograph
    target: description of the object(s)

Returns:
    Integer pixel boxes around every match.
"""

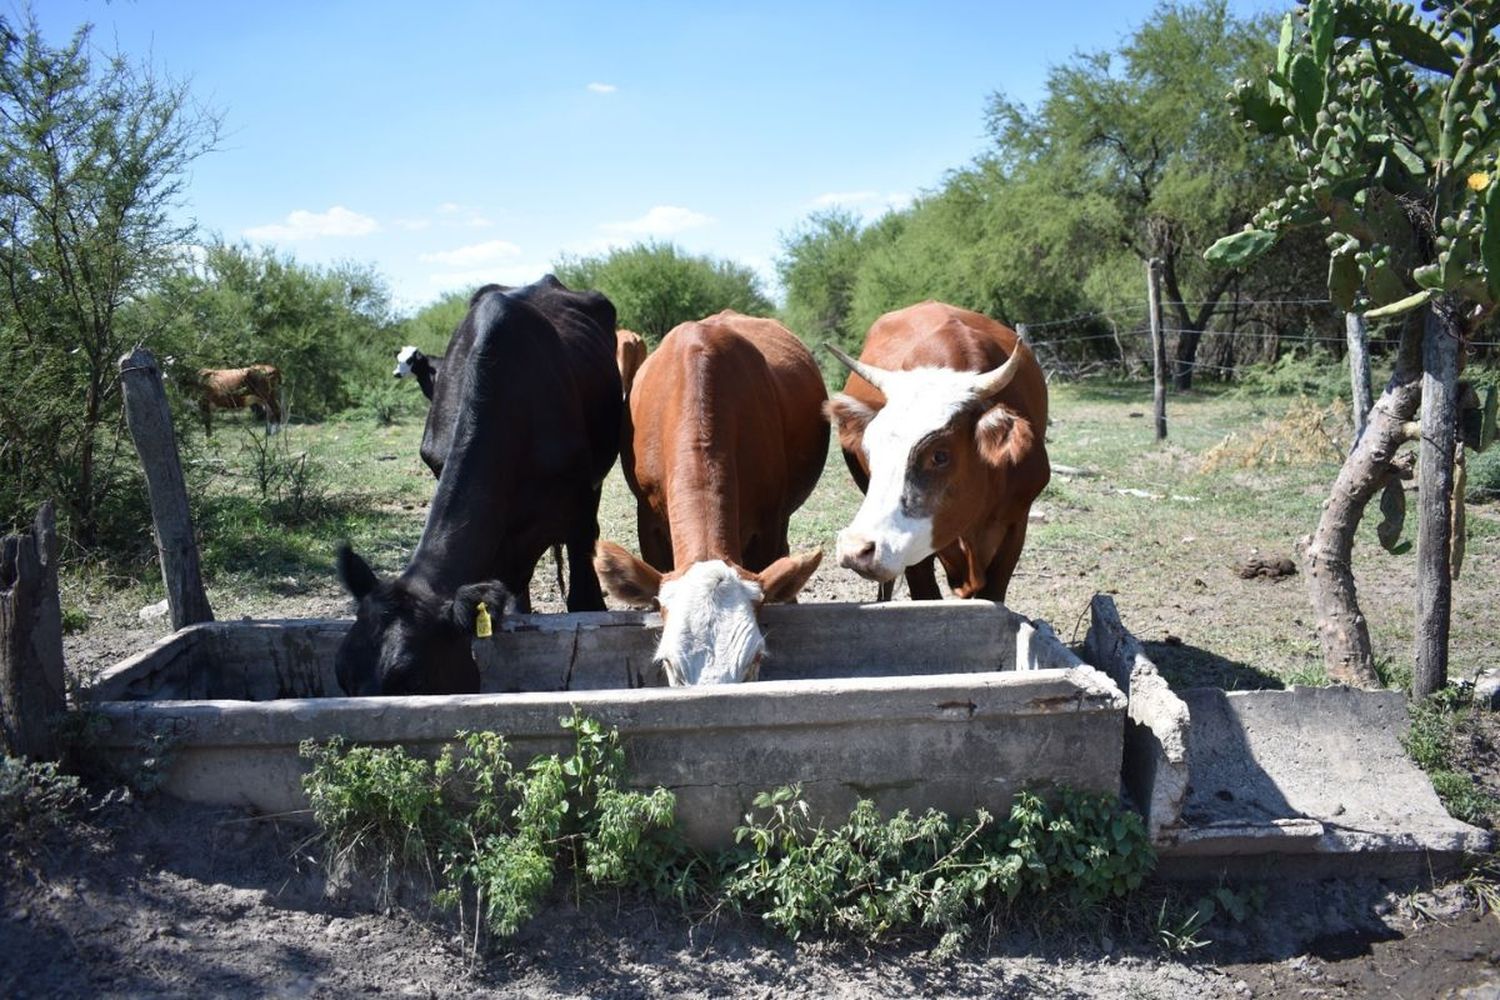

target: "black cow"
[416,284,505,479]
[393,345,442,401]
[336,276,622,696]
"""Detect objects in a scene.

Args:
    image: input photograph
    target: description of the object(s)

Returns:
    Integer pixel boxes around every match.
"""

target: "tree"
[137,242,397,422]
[554,241,773,345]
[986,0,1293,388]
[0,13,220,546]
[1208,0,1500,696]
[777,208,866,350]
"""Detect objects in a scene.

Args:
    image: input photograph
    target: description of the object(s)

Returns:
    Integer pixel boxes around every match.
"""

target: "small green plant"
[235,423,331,525]
[60,605,90,635]
[1151,883,1264,954]
[301,712,689,943]
[0,755,85,849]
[720,785,1154,956]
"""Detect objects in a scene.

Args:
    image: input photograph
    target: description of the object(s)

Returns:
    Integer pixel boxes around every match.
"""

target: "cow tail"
[552,543,566,602]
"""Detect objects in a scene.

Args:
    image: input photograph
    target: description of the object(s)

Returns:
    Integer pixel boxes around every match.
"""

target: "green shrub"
[1233,348,1355,400]
[302,716,1156,955]
[0,755,85,847]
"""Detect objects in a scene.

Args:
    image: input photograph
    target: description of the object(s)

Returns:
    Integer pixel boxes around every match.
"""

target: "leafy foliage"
[554,241,773,345]
[1213,0,1500,318]
[303,719,1156,955]
[0,13,221,545]
[0,755,86,852]
[137,242,399,423]
[722,785,1153,956]
[301,713,688,940]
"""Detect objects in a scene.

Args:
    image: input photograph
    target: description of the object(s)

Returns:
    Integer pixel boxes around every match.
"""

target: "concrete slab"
[1160,686,1492,877]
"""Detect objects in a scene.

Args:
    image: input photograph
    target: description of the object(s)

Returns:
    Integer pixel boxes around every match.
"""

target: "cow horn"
[970,339,1029,399]
[826,344,892,393]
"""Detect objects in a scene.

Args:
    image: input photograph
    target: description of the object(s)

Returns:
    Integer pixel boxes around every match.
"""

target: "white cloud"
[587,82,617,94]
[393,217,432,231]
[600,204,714,237]
[243,205,379,241]
[418,240,523,268]
[812,190,878,207]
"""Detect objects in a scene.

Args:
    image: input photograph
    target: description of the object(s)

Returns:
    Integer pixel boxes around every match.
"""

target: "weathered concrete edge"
[1084,594,1189,842]
[92,666,1126,748]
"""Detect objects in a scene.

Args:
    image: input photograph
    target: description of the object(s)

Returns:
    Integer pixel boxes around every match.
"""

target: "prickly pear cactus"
[1205,0,1500,318]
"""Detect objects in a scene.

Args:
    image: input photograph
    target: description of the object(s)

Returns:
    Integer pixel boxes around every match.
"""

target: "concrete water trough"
[86,601,1127,848]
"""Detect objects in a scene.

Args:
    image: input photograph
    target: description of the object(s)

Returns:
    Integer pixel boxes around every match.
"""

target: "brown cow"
[594,311,827,685]
[824,301,1049,602]
[615,329,647,399]
[195,364,283,436]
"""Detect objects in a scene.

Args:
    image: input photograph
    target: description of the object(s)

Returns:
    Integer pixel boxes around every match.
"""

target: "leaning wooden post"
[1147,257,1167,441]
[119,349,213,629]
[1345,312,1373,446]
[1413,298,1460,700]
[1,502,68,760]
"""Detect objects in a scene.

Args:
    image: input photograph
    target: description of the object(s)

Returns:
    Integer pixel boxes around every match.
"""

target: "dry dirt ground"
[4,792,1500,999]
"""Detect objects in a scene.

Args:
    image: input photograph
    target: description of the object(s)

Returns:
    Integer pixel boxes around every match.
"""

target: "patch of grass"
[1402,688,1500,828]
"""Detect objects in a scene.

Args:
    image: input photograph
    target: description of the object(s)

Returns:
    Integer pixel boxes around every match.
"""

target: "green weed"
[1403,688,1500,828]
[0,755,85,851]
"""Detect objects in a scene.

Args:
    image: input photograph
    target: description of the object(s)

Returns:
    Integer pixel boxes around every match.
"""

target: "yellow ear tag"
[474,603,492,638]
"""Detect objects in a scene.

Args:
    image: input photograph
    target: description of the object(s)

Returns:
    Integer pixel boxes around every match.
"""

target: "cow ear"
[336,545,379,600]
[593,540,662,609]
[445,581,509,634]
[975,404,1034,468]
[823,394,876,453]
[757,548,823,605]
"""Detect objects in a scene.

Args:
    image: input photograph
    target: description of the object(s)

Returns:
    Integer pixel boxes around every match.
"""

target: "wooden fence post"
[1414,299,1460,699]
[1147,258,1167,442]
[1346,312,1373,446]
[118,349,214,630]
[1,502,67,760]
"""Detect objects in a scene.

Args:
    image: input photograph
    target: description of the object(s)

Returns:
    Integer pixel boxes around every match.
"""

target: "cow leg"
[637,501,673,573]
[200,399,213,438]
[904,555,942,601]
[876,580,894,603]
[975,521,1029,604]
[565,486,606,612]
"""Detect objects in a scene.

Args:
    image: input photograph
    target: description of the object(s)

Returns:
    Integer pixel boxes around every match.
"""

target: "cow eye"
[930,448,950,468]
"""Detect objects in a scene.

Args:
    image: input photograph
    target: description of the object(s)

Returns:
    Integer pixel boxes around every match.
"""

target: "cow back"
[625,311,827,570]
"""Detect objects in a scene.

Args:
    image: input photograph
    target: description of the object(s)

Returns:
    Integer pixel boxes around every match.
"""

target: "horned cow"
[824,301,1049,603]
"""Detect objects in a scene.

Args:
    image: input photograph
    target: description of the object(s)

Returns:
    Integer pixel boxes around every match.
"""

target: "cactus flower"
[1468,171,1491,191]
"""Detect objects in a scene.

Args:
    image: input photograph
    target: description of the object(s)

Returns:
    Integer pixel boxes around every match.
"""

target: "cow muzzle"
[836,530,902,583]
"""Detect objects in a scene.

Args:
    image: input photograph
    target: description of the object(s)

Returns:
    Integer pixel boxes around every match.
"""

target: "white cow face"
[593,542,822,685]
[824,346,1029,584]
[393,344,420,377]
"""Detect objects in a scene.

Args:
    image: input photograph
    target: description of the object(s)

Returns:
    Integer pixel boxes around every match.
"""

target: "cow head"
[333,545,505,696]
[393,345,422,378]
[593,541,822,685]
[823,344,1034,583]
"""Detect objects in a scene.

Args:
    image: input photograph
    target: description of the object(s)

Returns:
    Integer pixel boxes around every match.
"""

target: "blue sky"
[28,0,1286,313]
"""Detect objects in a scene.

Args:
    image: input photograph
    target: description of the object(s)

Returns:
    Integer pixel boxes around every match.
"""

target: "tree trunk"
[1,502,68,760]
[118,349,214,629]
[1345,312,1373,446]
[1413,297,1461,699]
[1172,327,1205,390]
[1299,320,1424,688]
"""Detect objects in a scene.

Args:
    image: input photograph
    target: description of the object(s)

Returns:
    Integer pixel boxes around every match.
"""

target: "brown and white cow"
[824,301,1049,603]
[195,364,283,436]
[615,329,647,399]
[594,311,827,685]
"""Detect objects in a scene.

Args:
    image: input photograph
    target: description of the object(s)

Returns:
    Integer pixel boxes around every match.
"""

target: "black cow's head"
[333,545,506,696]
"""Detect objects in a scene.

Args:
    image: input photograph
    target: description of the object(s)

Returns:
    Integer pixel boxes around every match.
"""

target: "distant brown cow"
[195,364,283,436]
[594,311,827,685]
[615,329,646,399]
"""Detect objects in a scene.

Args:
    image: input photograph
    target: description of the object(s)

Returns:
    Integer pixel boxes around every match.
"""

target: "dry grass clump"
[1200,397,1350,473]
